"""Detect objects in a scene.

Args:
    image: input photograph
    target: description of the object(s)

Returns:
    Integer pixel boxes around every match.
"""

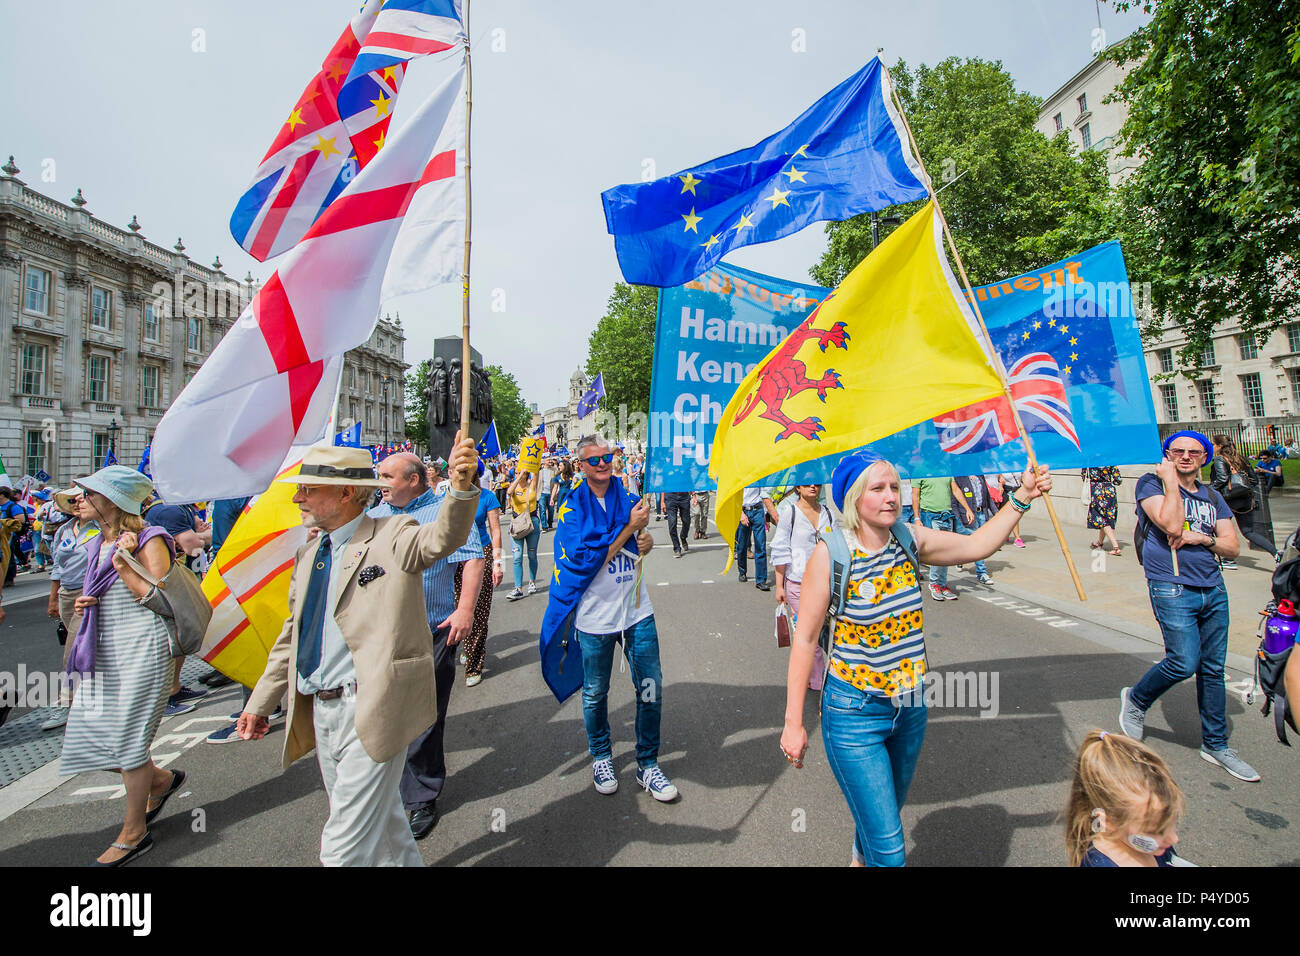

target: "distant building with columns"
[0,156,406,485]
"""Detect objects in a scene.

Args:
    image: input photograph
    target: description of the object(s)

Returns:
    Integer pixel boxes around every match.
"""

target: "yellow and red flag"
[199,458,306,688]
[709,201,1004,571]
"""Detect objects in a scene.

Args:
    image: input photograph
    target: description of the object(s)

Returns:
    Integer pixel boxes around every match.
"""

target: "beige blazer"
[247,492,476,767]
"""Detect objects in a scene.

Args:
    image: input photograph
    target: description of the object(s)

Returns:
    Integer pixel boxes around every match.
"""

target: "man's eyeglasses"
[1167,448,1205,459]
[584,453,614,466]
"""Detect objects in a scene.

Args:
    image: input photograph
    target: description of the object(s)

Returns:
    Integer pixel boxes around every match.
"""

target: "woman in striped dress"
[780,451,1053,866]
[60,466,186,866]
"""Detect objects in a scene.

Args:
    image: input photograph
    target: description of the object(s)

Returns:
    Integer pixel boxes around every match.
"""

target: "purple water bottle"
[1263,599,1300,654]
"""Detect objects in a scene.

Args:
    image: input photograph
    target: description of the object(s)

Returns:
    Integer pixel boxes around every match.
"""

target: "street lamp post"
[107,418,120,465]
[381,376,390,448]
[870,211,902,249]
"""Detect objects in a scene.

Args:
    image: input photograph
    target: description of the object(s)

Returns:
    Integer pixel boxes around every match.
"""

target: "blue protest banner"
[646,242,1156,493]
[863,240,1158,477]
[646,262,838,493]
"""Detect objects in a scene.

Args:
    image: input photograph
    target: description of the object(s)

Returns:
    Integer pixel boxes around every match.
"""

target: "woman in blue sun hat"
[59,465,188,866]
[780,449,1053,866]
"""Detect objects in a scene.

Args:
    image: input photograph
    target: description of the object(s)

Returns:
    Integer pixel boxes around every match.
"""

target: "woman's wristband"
[1008,492,1031,513]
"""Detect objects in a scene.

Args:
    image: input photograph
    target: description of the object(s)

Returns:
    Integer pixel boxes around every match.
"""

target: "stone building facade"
[1036,51,1298,438]
[0,157,406,486]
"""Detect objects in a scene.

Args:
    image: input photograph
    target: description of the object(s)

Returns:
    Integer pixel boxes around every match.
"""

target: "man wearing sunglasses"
[1120,429,1260,782]
[551,437,677,800]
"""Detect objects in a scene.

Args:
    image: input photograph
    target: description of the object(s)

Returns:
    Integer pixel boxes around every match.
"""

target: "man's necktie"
[296,533,332,681]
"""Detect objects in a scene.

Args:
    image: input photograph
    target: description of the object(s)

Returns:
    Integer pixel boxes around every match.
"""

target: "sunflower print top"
[826,533,925,698]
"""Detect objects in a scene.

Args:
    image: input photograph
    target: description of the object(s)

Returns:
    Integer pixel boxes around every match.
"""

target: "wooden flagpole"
[459,2,474,449]
[881,59,1087,601]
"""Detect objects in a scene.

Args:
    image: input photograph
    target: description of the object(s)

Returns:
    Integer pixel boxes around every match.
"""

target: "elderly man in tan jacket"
[238,435,479,866]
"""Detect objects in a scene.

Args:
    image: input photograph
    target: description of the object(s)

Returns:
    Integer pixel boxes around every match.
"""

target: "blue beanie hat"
[1161,429,1213,465]
[831,449,884,512]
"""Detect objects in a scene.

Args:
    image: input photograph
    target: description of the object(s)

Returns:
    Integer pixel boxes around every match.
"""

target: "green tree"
[586,283,658,414]
[810,58,1112,289]
[403,358,431,446]
[1106,0,1300,368]
[487,364,531,450]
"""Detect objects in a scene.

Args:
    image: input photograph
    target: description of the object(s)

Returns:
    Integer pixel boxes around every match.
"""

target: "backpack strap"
[890,518,920,574]
[817,527,854,665]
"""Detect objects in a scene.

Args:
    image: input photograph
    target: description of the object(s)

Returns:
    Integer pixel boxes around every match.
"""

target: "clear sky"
[1,0,1149,414]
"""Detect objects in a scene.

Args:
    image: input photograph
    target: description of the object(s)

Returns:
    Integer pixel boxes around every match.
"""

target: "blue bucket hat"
[1161,429,1213,465]
[831,449,884,513]
[75,465,155,516]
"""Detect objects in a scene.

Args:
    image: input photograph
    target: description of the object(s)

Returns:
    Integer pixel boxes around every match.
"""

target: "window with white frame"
[1238,333,1259,360]
[1288,323,1300,354]
[1159,384,1179,421]
[87,354,110,402]
[1291,369,1300,412]
[1053,113,1063,132]
[24,266,50,314]
[1077,92,1088,113]
[26,429,47,478]
[1158,349,1173,373]
[1081,123,1092,150]
[1241,373,1265,417]
[1197,380,1219,420]
[91,287,111,328]
[1198,340,1216,366]
[20,343,46,395]
[141,364,160,407]
[187,316,201,352]
[143,303,160,342]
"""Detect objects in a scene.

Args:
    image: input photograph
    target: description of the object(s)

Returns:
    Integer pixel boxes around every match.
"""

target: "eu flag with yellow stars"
[601,56,929,288]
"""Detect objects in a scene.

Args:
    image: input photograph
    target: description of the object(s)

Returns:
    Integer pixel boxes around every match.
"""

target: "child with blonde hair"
[1066,730,1192,867]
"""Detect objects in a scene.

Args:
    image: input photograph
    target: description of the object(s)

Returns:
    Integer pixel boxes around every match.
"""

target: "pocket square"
[358,565,386,586]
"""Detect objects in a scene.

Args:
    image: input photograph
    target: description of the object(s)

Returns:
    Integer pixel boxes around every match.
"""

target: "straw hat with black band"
[276,445,387,488]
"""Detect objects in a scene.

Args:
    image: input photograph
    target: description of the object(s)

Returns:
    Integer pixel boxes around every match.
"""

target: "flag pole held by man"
[236,433,480,866]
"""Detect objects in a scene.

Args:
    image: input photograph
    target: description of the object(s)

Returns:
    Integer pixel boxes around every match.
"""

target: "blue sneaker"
[592,758,618,795]
[170,685,208,705]
[164,700,196,718]
[635,765,679,802]
[205,721,242,744]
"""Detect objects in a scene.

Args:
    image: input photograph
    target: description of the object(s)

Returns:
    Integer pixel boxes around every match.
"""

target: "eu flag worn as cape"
[539,478,640,703]
[601,56,928,287]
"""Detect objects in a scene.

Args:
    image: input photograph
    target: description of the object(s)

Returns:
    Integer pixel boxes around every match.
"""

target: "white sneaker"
[40,708,69,731]
[507,588,524,601]
[527,581,537,595]
[592,757,618,794]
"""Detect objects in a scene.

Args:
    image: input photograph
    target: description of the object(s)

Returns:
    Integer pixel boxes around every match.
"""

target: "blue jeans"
[577,615,663,768]
[1131,581,1229,749]
[953,510,988,576]
[734,505,768,581]
[900,505,914,524]
[539,494,553,531]
[919,510,955,586]
[511,515,540,588]
[821,674,928,866]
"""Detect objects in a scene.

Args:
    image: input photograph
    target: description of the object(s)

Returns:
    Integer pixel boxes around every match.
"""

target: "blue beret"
[831,449,883,513]
[1161,429,1213,465]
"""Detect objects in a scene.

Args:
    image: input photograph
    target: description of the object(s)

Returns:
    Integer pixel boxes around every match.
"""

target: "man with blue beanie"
[1119,429,1260,782]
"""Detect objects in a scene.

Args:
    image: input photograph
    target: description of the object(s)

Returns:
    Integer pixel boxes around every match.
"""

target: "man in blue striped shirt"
[370,452,483,840]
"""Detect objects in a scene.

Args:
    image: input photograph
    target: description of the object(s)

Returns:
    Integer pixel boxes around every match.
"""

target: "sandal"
[145,769,186,824]
[1109,548,1122,556]
[91,831,153,867]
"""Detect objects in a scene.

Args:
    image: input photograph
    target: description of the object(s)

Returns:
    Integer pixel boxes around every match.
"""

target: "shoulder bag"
[117,546,213,658]
[509,507,534,539]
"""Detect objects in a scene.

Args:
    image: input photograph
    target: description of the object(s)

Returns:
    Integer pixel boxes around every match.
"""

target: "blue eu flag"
[539,478,641,703]
[576,373,605,419]
[601,57,930,287]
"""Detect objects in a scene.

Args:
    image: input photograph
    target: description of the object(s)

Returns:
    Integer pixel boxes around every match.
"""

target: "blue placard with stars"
[600,57,929,288]
[861,240,1159,479]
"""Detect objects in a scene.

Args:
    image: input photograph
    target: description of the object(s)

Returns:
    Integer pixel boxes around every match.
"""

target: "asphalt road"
[0,521,1295,867]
